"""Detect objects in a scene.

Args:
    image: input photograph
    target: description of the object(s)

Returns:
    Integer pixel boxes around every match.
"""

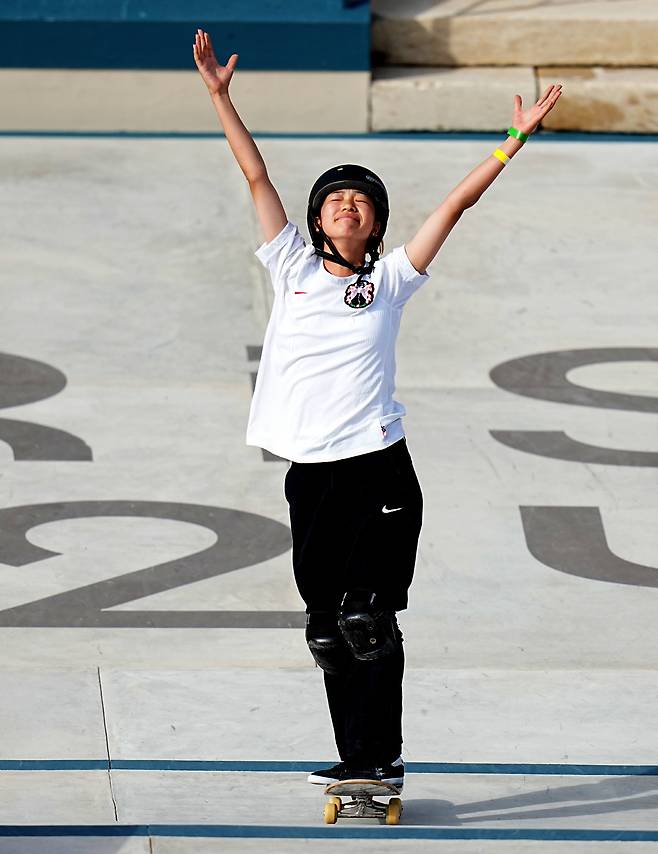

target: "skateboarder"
[193,28,562,787]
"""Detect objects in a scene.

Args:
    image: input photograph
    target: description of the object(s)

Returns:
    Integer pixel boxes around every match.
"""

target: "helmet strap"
[315,231,374,276]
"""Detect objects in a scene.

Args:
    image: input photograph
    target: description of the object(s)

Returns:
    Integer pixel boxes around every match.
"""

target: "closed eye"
[328,194,370,203]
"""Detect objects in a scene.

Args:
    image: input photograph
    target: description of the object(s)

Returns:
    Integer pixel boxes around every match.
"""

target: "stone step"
[0,69,369,134]
[372,0,658,68]
[371,66,658,134]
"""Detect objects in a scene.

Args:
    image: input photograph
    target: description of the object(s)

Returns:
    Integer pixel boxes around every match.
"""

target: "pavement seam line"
[97,666,119,821]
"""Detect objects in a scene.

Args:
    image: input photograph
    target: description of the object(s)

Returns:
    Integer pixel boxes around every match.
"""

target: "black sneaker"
[344,756,404,788]
[307,761,349,785]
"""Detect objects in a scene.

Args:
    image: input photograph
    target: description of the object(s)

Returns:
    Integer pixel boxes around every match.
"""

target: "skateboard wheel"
[324,802,338,824]
[385,797,402,825]
[329,796,342,810]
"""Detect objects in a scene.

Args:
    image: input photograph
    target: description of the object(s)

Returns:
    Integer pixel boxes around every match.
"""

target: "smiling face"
[316,188,380,248]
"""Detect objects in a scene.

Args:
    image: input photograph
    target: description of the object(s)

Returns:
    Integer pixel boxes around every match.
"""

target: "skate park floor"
[1,130,657,852]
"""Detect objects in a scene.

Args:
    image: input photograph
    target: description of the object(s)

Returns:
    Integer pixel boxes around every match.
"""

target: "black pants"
[284,437,423,764]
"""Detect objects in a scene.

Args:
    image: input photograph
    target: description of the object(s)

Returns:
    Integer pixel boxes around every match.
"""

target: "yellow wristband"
[492,148,510,165]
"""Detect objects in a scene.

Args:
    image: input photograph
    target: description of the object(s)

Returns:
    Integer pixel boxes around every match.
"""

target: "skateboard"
[322,779,403,824]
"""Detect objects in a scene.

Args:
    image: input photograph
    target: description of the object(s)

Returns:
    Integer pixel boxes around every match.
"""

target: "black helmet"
[306,164,389,276]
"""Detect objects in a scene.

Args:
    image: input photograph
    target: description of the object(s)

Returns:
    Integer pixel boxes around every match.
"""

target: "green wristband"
[508,126,529,142]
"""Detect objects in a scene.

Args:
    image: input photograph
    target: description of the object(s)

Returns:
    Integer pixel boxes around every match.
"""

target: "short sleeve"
[377,245,430,310]
[255,220,307,294]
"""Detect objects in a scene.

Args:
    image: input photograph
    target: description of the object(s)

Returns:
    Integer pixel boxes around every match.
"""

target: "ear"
[371,221,380,237]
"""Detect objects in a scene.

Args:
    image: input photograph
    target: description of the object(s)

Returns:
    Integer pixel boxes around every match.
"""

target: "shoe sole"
[307,773,339,784]
[308,774,405,787]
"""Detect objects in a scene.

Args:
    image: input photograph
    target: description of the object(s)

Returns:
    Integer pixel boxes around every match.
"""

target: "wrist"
[491,132,524,167]
[508,125,530,142]
[499,134,524,158]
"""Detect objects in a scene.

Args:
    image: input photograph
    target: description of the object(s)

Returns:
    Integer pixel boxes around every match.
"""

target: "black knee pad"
[337,589,401,662]
[305,611,352,675]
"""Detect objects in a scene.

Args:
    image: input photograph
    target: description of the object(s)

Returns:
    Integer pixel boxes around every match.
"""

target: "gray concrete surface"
[3,769,658,828]
[0,132,657,848]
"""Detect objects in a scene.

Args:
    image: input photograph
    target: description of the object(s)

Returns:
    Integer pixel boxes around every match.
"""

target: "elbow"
[457,194,477,211]
[247,169,269,189]
[445,191,472,214]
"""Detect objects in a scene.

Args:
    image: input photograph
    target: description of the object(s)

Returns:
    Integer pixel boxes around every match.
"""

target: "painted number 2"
[0,352,303,627]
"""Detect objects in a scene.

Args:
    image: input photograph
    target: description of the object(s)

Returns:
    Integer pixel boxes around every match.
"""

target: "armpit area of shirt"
[254,220,298,267]
[389,245,430,281]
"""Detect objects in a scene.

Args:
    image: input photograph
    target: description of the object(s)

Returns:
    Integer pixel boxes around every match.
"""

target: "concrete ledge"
[538,67,658,134]
[0,70,369,133]
[372,0,658,68]
[371,66,658,134]
[371,66,536,133]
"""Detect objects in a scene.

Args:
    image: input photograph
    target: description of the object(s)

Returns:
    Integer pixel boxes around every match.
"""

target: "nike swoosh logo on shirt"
[382,505,403,513]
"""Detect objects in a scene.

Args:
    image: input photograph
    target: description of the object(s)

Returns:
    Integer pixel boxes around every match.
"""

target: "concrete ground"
[0,131,657,850]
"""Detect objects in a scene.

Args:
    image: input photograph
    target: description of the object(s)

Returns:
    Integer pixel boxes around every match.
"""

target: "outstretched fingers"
[194,29,213,61]
[545,84,562,114]
[194,29,204,60]
[537,83,562,107]
[204,29,224,64]
[194,28,234,70]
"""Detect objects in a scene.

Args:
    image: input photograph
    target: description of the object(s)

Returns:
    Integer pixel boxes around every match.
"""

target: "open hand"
[193,28,238,97]
[513,83,562,136]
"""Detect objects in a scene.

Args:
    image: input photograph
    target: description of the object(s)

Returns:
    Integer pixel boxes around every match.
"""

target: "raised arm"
[193,29,287,243]
[405,83,563,275]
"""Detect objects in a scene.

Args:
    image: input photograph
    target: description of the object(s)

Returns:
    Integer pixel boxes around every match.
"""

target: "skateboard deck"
[322,778,403,824]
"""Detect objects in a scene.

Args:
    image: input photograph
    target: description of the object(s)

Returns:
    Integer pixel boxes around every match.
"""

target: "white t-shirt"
[246,220,430,463]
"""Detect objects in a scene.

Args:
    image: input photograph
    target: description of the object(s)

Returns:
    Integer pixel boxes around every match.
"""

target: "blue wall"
[0,0,370,70]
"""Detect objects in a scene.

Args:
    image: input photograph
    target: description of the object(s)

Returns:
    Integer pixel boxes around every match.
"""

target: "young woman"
[193,28,562,788]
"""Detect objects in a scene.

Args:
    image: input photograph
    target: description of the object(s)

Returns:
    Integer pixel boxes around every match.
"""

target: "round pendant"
[344,279,374,309]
